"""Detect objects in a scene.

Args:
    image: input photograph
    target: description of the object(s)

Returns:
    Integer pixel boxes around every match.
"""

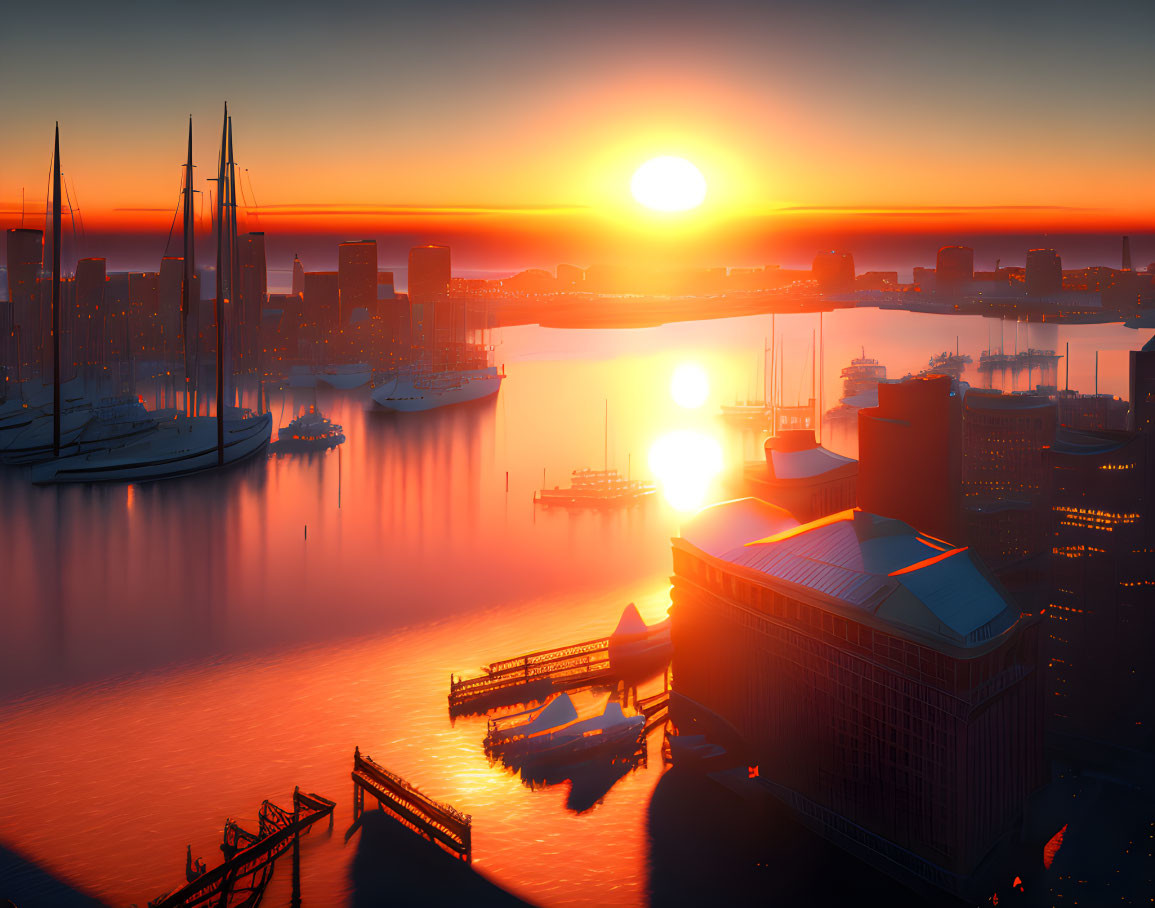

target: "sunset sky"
[2,0,1153,273]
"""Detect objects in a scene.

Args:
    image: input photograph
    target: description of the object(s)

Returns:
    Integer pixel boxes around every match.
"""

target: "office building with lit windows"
[670,500,1044,899]
[961,390,1056,569]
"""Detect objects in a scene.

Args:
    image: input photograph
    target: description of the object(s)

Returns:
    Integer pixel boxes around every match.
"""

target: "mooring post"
[291,787,302,908]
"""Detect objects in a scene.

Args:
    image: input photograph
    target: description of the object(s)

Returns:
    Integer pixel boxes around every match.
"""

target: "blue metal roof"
[680,504,1018,651]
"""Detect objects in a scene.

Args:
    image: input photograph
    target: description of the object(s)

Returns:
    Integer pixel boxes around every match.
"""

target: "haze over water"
[0,312,1148,906]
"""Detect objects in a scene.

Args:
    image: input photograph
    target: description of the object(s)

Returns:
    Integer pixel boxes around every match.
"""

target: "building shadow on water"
[0,842,107,907]
[646,768,929,908]
[348,809,534,908]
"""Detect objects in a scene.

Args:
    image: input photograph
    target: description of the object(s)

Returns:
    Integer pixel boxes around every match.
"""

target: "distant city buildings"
[338,239,377,322]
[811,250,855,292]
[935,245,973,289]
[1025,249,1063,297]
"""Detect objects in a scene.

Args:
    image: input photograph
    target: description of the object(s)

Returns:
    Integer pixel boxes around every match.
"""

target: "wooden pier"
[352,748,472,863]
[448,635,615,715]
[149,787,335,908]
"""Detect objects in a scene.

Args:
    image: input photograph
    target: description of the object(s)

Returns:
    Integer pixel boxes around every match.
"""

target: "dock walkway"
[448,635,614,714]
[352,748,472,863]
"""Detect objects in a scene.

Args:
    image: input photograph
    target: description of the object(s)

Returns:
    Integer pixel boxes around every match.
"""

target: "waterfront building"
[912,266,936,291]
[961,390,1056,569]
[238,232,267,365]
[408,244,451,357]
[812,250,855,292]
[671,500,1044,898]
[338,239,377,321]
[6,227,43,374]
[935,246,973,291]
[1025,249,1062,297]
[858,373,962,543]
[743,429,857,522]
[74,257,106,374]
[302,271,339,337]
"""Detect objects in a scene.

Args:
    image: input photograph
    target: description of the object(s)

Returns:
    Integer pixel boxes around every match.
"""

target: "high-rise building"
[238,232,267,366]
[74,257,106,372]
[1130,334,1155,436]
[6,227,43,373]
[743,429,857,522]
[671,500,1043,898]
[1025,249,1062,297]
[1044,428,1153,755]
[291,254,305,296]
[159,256,184,364]
[302,271,339,350]
[935,245,974,290]
[858,374,962,543]
[1122,235,1133,272]
[408,244,451,357]
[961,390,1056,570]
[811,250,855,292]
[338,240,377,323]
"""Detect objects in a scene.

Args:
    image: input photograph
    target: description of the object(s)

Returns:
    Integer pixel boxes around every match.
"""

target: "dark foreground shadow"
[0,843,107,907]
[646,768,927,908]
[349,810,535,908]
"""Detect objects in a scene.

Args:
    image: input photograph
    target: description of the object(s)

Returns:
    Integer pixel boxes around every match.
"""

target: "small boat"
[607,602,671,677]
[274,404,344,451]
[2,397,157,465]
[535,468,656,508]
[485,694,645,767]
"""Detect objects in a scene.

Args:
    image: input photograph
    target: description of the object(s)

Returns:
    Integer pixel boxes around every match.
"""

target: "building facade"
[671,502,1043,897]
[743,429,857,522]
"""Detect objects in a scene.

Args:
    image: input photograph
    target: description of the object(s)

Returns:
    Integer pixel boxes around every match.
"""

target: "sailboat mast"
[215,104,227,466]
[51,124,62,457]
[227,116,240,409]
[818,311,824,444]
[603,398,608,475]
[182,118,195,416]
[769,313,776,432]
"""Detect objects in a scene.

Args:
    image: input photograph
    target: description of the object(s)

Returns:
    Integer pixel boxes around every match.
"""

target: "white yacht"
[370,365,503,412]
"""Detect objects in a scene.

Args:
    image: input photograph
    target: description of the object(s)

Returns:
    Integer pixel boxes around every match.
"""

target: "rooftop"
[679,503,1019,651]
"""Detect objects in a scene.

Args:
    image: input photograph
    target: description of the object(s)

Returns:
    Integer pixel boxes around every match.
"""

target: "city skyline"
[3,0,1155,274]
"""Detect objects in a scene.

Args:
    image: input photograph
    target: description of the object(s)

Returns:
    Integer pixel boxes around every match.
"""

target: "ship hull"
[370,368,502,413]
[33,413,272,484]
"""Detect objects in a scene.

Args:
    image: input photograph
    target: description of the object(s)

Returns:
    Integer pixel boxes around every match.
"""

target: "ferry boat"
[370,365,503,413]
[274,405,344,451]
[535,468,656,508]
[825,350,886,425]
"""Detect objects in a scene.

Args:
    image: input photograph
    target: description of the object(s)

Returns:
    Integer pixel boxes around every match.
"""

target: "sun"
[631,156,707,212]
[670,362,709,409]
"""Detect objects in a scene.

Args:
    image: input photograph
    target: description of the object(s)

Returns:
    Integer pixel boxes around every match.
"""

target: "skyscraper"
[408,244,451,358]
[935,245,974,290]
[291,253,305,296]
[74,257,106,373]
[811,250,855,292]
[302,271,339,339]
[6,227,43,374]
[238,232,267,365]
[1025,249,1062,297]
[961,390,1056,570]
[857,374,962,543]
[338,240,377,323]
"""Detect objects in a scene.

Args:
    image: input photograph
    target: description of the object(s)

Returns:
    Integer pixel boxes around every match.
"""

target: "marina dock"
[352,748,472,863]
[148,787,335,908]
[448,635,615,715]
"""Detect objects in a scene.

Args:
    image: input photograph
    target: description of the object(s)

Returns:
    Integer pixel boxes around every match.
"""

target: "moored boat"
[485,694,645,767]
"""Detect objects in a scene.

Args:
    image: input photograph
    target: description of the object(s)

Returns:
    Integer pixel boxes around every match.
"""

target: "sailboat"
[34,108,271,484]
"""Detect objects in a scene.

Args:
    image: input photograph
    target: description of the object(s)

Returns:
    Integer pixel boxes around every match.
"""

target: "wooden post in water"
[291,787,302,908]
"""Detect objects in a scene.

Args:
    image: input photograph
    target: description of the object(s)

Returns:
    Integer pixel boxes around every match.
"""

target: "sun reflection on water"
[648,430,724,512]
